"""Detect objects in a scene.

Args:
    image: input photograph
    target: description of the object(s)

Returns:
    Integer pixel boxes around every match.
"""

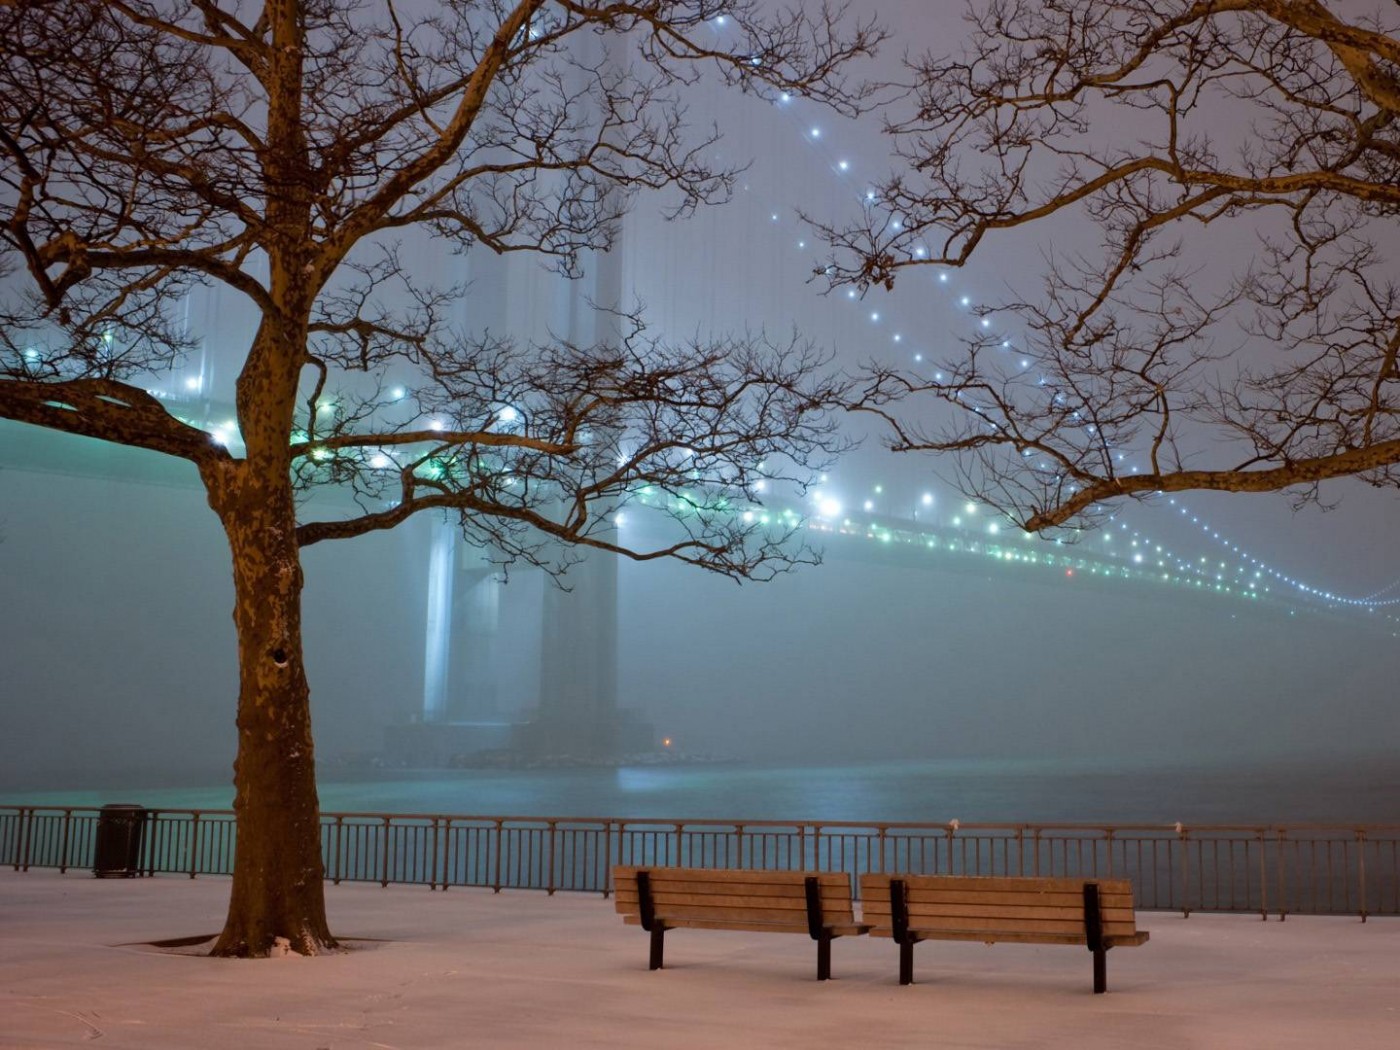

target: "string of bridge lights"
[1358,577,1400,602]
[631,475,1399,628]
[1157,498,1400,610]
[717,13,1397,618]
[814,483,1400,617]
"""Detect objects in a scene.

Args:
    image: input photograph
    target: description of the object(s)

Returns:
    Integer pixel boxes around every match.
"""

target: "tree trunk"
[208,464,336,957]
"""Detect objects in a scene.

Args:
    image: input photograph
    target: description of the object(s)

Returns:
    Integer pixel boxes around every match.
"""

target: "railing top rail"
[2,804,1399,835]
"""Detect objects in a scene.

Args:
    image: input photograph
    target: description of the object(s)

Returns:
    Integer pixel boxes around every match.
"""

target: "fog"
[2,1,1398,797]
[2,426,1396,792]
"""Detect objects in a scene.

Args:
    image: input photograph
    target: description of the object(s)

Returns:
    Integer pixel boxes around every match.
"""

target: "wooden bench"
[859,873,1148,993]
[613,866,871,980]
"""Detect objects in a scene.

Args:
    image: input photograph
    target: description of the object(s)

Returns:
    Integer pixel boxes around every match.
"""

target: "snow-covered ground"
[3,869,1397,1048]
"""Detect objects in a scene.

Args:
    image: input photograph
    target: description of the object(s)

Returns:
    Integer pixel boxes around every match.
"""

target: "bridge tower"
[412,27,638,761]
[410,244,633,760]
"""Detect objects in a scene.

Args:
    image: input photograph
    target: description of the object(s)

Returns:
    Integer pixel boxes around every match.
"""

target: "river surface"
[7,753,1399,826]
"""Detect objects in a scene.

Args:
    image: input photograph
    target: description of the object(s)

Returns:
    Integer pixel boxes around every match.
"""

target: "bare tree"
[814,0,1400,533]
[0,0,882,955]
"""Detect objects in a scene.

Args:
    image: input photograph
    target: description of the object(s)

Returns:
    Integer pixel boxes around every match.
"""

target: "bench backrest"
[614,866,858,928]
[859,873,1140,942]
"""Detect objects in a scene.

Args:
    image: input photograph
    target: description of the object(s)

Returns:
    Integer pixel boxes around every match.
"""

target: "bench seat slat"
[899,888,1128,908]
[861,915,1144,939]
[859,910,1140,938]
[621,890,851,907]
[864,875,1135,894]
[869,927,1148,947]
[896,902,1089,921]
[883,914,1105,936]
[623,916,871,937]
[617,894,854,920]
[892,915,1141,937]
[619,902,841,925]
[613,896,812,912]
[614,866,850,888]
[863,902,1140,925]
[862,896,1139,919]
[869,927,1082,945]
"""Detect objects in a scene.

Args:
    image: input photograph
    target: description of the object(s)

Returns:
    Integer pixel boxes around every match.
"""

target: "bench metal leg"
[1083,882,1108,993]
[816,932,832,981]
[649,926,665,971]
[898,940,914,986]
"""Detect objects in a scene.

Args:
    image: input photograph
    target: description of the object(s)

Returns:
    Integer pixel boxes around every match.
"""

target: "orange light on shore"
[662,737,673,748]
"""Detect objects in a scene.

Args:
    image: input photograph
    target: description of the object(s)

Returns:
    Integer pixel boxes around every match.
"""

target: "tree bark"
[206,459,335,956]
[202,304,334,956]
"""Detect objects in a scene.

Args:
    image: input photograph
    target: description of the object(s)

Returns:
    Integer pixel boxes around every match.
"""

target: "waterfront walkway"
[3,869,1397,1048]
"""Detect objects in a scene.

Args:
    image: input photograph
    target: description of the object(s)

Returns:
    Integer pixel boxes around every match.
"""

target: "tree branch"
[0,377,229,465]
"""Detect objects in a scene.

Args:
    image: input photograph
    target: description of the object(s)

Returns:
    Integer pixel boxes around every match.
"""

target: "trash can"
[93,804,146,877]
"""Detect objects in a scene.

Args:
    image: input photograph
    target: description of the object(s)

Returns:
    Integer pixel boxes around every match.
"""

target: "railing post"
[1275,827,1288,921]
[1357,829,1368,923]
[1177,824,1191,918]
[330,816,344,885]
[379,817,391,888]
[141,810,155,876]
[424,818,435,890]
[1257,830,1268,921]
[603,821,615,897]
[436,817,448,890]
[188,812,201,879]
[447,818,461,889]
[18,807,33,872]
[546,821,557,896]
[58,809,72,874]
[492,819,504,893]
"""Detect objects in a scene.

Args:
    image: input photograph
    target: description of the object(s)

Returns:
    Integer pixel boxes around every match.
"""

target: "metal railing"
[3,806,1396,920]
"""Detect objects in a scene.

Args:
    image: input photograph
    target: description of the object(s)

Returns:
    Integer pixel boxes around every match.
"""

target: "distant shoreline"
[4,751,1398,826]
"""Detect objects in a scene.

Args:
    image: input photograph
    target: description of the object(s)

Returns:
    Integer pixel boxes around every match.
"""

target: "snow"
[3,869,1398,1048]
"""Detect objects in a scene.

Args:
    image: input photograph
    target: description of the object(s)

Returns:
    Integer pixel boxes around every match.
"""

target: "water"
[7,753,1399,826]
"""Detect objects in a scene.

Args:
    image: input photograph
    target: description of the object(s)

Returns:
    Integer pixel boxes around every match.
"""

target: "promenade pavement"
[2,869,1397,1048]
